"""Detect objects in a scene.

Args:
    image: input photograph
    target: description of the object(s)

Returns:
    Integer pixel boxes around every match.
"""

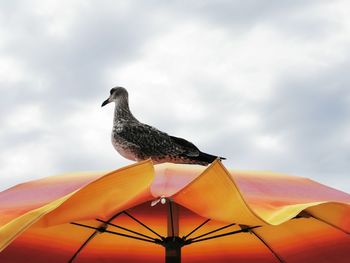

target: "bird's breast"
[111,133,138,161]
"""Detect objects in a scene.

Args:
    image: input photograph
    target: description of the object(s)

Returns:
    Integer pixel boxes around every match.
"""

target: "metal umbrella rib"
[123,211,165,240]
[69,211,124,263]
[250,229,284,263]
[304,212,350,235]
[68,231,99,263]
[185,225,261,245]
[70,222,159,244]
[182,219,211,240]
[185,222,237,242]
[96,218,159,241]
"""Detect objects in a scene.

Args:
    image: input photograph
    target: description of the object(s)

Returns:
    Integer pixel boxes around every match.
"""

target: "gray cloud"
[1,1,167,113]
[260,60,350,173]
[156,0,333,36]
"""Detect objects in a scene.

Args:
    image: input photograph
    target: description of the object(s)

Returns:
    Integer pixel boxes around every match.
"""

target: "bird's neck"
[113,96,137,124]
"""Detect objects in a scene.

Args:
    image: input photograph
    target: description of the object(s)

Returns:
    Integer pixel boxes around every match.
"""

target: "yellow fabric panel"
[172,160,350,227]
[0,160,155,252]
[173,160,266,225]
[38,160,155,226]
[255,202,324,225]
[0,193,74,252]
[253,217,350,263]
[306,202,350,233]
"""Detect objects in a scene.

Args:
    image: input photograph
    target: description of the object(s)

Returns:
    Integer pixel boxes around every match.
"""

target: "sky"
[0,0,349,193]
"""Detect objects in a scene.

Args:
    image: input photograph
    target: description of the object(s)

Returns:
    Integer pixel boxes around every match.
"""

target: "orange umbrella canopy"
[0,160,349,263]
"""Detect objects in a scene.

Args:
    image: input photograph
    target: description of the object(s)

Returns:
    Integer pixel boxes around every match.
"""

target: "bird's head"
[101,87,128,107]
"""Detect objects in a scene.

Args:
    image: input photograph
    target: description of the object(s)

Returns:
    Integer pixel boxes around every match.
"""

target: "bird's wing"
[115,123,186,157]
[169,136,200,157]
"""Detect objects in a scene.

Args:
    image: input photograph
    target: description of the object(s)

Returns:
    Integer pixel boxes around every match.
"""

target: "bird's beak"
[101,98,110,107]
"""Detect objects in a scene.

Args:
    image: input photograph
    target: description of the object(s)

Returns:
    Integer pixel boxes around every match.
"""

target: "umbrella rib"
[107,211,124,222]
[123,211,165,240]
[307,213,350,235]
[69,231,99,263]
[183,219,211,239]
[68,212,124,263]
[185,226,260,245]
[187,222,236,242]
[104,229,159,243]
[70,222,159,244]
[96,218,158,241]
[250,229,284,263]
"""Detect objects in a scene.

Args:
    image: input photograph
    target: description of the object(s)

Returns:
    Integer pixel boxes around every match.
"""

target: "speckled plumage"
[102,87,225,165]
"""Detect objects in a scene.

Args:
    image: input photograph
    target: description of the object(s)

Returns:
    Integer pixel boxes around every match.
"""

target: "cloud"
[260,59,350,173]
[0,0,350,193]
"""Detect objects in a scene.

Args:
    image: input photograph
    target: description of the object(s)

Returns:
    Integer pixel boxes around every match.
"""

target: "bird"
[101,87,225,165]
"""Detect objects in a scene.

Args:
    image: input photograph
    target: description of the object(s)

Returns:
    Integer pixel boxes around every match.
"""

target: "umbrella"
[0,160,349,263]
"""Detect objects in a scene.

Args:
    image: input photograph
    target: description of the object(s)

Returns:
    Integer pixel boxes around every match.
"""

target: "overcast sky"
[0,0,349,193]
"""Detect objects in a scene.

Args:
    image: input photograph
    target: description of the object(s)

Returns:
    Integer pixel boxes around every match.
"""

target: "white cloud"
[252,134,289,162]
[2,104,44,131]
[0,137,56,190]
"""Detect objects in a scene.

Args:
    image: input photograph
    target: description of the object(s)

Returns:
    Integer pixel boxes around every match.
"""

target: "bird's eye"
[110,89,114,95]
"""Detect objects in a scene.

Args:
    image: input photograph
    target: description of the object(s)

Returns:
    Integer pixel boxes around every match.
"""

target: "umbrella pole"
[165,200,181,263]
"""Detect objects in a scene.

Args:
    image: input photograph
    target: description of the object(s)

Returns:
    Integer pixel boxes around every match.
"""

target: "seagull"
[101,87,225,165]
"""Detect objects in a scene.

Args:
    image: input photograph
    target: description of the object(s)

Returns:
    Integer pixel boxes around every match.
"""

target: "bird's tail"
[196,151,226,164]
